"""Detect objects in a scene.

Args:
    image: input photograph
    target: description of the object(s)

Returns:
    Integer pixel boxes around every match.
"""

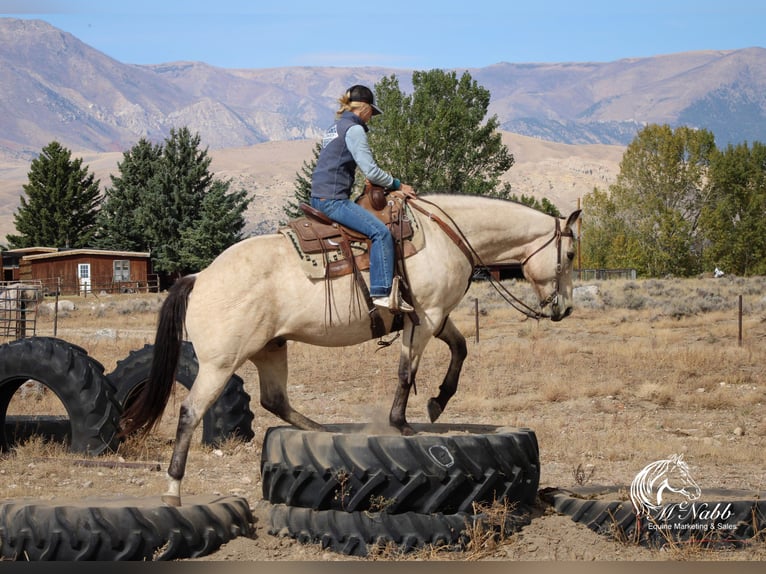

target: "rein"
[401,194,570,320]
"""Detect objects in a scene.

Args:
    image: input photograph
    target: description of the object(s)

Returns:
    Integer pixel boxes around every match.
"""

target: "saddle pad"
[280,202,425,280]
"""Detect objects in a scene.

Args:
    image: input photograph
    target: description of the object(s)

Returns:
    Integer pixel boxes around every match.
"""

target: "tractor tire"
[261,423,539,514]
[268,503,531,557]
[0,495,254,560]
[108,342,255,446]
[0,337,121,455]
[541,486,766,548]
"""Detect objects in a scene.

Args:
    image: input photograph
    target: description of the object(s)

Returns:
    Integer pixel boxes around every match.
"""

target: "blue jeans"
[311,197,394,297]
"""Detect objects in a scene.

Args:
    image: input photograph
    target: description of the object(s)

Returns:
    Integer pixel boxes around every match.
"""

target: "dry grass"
[1,276,766,560]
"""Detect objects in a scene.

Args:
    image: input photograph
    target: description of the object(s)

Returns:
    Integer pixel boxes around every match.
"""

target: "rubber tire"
[0,495,254,560]
[108,342,255,446]
[4,415,70,444]
[261,423,539,514]
[541,486,766,548]
[268,503,531,557]
[0,337,121,455]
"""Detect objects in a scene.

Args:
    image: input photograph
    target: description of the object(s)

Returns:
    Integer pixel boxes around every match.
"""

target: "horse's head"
[521,210,581,322]
[663,454,702,505]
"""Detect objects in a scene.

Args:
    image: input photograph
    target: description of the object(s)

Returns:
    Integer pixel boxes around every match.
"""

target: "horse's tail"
[119,274,197,439]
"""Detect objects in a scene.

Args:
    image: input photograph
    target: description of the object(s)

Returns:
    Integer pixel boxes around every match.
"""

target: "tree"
[97,128,250,275]
[95,138,162,251]
[509,193,562,217]
[699,141,766,275]
[178,181,250,270]
[370,70,514,197]
[6,141,100,248]
[582,124,715,277]
[283,141,321,221]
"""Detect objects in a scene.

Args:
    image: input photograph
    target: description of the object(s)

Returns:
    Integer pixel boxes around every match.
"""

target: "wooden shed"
[4,248,157,295]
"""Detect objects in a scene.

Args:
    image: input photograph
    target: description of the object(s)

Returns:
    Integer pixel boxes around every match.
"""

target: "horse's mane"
[419,193,556,218]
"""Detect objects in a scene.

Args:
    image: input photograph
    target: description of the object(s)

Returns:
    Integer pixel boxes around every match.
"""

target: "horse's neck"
[425,195,553,264]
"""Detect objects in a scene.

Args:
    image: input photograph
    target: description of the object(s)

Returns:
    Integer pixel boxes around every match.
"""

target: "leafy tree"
[582,124,715,277]
[6,141,100,248]
[370,70,515,197]
[509,193,562,217]
[95,138,162,251]
[699,141,766,275]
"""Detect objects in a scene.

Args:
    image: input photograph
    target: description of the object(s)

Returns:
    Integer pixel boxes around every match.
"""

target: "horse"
[630,454,702,518]
[121,193,581,506]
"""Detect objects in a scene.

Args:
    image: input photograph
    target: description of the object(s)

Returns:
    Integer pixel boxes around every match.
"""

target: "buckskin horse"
[121,192,581,506]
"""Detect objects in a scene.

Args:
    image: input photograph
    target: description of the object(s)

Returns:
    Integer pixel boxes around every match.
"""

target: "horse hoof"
[400,425,416,436]
[161,494,182,507]
[427,399,443,423]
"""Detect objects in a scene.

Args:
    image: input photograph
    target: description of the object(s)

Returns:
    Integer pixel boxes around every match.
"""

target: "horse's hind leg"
[163,363,232,506]
[253,338,324,431]
[426,317,467,423]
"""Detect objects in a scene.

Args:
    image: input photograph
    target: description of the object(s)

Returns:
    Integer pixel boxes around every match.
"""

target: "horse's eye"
[566,251,575,261]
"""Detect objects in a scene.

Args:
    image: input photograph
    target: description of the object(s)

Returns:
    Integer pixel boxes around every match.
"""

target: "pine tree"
[96,127,251,275]
[6,141,100,248]
[95,138,162,251]
[178,180,250,270]
[284,141,321,222]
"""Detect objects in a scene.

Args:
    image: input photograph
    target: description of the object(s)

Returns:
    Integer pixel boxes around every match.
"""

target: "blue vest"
[311,111,367,200]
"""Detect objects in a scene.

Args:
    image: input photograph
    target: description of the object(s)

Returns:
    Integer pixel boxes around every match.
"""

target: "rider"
[311,85,414,312]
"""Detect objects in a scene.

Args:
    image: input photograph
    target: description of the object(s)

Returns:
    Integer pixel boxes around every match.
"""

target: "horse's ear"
[566,209,582,230]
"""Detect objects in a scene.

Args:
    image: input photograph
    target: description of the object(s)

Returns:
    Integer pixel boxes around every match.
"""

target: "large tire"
[0,337,121,455]
[261,423,539,514]
[541,486,766,548]
[268,503,531,557]
[0,495,254,560]
[108,342,255,446]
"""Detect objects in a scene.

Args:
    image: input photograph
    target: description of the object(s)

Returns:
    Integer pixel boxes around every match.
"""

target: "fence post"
[738,294,743,347]
[474,298,480,344]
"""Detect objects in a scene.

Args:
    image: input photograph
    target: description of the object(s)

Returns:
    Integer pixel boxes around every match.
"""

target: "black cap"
[348,85,383,115]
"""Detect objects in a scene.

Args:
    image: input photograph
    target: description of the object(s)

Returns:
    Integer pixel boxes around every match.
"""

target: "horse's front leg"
[426,317,467,422]
[164,364,232,507]
[254,338,325,431]
[389,322,430,435]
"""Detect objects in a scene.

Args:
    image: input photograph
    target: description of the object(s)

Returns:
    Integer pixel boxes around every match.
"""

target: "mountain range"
[1,17,765,161]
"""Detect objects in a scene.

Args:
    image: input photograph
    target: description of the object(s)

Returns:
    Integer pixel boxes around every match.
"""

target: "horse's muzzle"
[550,305,573,322]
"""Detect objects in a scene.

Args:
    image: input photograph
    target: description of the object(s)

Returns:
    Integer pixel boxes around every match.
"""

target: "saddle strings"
[405,195,546,321]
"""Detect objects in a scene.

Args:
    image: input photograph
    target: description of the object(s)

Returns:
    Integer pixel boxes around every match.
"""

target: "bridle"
[401,194,574,320]
[520,217,574,311]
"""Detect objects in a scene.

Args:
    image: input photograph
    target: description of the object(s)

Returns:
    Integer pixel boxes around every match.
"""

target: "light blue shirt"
[345,124,395,189]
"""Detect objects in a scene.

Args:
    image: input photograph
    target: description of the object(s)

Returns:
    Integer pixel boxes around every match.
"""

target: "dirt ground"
[2,277,766,562]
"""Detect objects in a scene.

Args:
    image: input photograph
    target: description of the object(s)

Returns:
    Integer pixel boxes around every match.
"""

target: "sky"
[1,0,765,70]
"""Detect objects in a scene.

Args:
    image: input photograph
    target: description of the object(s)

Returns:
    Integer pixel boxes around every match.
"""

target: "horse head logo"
[629,454,702,517]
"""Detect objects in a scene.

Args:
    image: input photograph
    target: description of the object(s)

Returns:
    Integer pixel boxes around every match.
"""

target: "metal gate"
[0,281,43,341]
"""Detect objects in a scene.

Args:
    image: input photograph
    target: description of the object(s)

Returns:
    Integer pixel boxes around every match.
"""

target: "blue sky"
[2,0,765,69]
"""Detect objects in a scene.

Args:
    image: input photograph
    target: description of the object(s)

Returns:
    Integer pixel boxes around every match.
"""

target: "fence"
[0,281,43,341]
[575,268,637,281]
[35,274,160,296]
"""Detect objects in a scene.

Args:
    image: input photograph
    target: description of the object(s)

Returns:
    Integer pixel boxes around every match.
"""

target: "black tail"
[120,275,197,439]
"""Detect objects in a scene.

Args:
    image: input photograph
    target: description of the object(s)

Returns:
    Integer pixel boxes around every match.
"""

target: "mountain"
[1,17,765,160]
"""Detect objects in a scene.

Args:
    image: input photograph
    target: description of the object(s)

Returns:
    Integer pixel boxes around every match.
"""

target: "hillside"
[0,133,624,242]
